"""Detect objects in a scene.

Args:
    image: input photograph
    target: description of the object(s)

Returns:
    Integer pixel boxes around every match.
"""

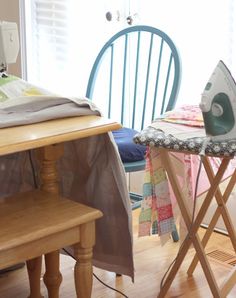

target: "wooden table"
[0,114,121,298]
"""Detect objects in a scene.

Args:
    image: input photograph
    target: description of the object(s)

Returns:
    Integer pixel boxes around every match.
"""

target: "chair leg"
[43,251,62,298]
[130,192,143,210]
[74,222,95,298]
[26,256,44,298]
[171,225,179,242]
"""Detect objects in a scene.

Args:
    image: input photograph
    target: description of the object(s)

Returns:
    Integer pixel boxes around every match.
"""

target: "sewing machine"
[0,21,19,76]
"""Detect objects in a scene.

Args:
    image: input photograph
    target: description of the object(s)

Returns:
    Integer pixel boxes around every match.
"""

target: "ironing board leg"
[188,164,236,276]
[158,150,230,298]
[202,158,236,248]
[220,267,236,297]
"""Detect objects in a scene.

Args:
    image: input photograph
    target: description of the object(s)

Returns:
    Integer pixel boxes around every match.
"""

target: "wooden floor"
[0,208,236,297]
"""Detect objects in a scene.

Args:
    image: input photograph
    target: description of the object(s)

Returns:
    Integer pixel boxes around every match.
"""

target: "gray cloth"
[0,96,134,280]
[0,96,100,127]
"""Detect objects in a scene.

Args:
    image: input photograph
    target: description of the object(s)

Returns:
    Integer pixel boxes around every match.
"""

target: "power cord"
[159,152,203,290]
[62,248,129,298]
[28,150,129,298]
[29,150,38,188]
[199,136,211,156]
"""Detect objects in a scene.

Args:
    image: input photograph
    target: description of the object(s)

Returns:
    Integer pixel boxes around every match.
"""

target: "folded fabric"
[0,75,52,101]
[0,95,100,128]
[159,104,204,127]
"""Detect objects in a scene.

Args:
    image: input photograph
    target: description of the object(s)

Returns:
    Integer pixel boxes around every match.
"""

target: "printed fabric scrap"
[139,147,175,237]
[160,104,204,127]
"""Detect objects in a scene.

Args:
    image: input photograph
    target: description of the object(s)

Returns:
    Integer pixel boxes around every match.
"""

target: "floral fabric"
[134,126,236,157]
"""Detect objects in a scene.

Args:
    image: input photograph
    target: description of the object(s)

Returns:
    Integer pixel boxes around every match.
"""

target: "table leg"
[158,150,229,298]
[26,257,43,298]
[43,252,63,298]
[37,144,64,298]
[37,144,64,194]
[74,222,95,298]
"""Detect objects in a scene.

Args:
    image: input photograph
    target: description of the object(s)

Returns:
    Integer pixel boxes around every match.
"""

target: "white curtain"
[22,0,236,106]
[22,0,128,96]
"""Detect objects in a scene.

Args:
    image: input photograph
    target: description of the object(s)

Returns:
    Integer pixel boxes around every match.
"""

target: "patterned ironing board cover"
[134,125,236,157]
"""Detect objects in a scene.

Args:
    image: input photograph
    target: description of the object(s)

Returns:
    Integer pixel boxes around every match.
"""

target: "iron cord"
[159,156,203,290]
[28,150,38,188]
[199,136,211,156]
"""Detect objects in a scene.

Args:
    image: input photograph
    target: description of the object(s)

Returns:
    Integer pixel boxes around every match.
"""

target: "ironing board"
[134,122,236,298]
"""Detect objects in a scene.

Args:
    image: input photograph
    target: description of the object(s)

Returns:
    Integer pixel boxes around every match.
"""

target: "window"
[22,0,128,96]
[138,0,236,105]
[22,0,236,105]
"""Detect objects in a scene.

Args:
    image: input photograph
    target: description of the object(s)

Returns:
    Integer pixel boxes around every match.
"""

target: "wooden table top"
[0,115,121,156]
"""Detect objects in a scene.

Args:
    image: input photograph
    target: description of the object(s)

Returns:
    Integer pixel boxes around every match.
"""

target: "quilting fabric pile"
[159,104,204,127]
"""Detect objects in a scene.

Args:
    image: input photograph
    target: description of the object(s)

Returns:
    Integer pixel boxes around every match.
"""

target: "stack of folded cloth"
[160,104,204,127]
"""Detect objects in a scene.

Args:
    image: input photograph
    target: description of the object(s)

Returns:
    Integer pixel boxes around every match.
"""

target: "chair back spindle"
[86,25,181,131]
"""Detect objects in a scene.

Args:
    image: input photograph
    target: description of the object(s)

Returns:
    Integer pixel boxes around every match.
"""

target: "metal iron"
[200,60,236,141]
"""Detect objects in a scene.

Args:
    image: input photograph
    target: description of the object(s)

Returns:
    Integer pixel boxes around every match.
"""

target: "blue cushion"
[112,127,146,162]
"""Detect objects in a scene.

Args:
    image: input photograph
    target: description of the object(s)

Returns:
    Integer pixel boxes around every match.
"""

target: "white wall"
[0,0,21,77]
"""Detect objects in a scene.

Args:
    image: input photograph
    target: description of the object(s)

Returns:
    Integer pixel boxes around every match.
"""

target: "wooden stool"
[0,190,103,298]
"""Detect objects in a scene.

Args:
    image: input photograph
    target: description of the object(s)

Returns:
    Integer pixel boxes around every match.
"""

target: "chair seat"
[0,190,102,269]
[112,127,146,163]
[124,159,146,173]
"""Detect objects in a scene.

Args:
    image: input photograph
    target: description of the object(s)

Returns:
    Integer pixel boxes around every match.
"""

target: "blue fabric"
[112,127,146,162]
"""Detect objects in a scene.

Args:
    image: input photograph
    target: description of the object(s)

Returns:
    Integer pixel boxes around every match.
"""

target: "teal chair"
[86,25,181,241]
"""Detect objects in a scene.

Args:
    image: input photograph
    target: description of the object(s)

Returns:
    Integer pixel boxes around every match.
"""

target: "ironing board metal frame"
[158,148,236,298]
